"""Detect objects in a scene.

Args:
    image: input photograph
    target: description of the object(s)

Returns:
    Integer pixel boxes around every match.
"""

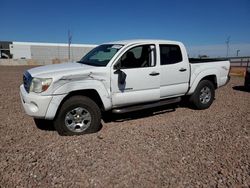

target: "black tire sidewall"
[54,96,101,136]
[190,80,215,109]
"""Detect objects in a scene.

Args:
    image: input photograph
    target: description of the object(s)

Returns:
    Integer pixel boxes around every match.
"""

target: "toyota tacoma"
[20,40,230,135]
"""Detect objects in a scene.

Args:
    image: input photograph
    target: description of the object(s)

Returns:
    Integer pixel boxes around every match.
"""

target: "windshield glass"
[78,44,123,66]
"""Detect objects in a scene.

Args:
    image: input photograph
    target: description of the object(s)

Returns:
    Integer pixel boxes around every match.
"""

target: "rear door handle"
[149,72,160,76]
[179,68,187,72]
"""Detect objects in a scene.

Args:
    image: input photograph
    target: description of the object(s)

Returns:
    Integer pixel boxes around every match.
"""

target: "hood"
[25,62,109,95]
[28,62,95,78]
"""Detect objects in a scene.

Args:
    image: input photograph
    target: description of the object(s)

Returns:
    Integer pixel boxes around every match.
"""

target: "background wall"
[1,41,96,64]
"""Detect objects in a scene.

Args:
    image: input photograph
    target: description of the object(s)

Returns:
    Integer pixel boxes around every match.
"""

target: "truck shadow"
[232,86,250,93]
[33,119,104,133]
[102,104,177,123]
[33,119,55,131]
[34,104,182,132]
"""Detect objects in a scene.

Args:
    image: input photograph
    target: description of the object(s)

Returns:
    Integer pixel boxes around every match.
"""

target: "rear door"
[159,44,189,98]
[111,44,160,107]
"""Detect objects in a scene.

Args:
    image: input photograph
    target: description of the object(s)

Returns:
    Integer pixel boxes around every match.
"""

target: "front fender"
[45,80,112,119]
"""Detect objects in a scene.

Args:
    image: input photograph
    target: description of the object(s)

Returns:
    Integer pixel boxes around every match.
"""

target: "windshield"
[78,44,123,66]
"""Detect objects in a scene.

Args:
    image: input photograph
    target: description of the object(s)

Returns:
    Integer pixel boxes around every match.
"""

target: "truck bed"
[189,58,228,64]
[189,59,230,93]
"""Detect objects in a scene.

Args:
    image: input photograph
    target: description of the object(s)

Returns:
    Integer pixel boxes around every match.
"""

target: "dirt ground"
[230,67,247,77]
[0,66,249,187]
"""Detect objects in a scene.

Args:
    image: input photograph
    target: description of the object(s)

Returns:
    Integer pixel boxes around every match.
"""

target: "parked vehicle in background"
[20,40,230,136]
[244,67,250,90]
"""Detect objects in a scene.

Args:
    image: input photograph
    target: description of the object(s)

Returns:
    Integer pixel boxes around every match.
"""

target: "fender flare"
[45,80,112,119]
[187,68,219,95]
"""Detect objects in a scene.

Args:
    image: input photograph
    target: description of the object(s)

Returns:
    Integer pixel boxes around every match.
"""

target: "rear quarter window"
[160,45,183,65]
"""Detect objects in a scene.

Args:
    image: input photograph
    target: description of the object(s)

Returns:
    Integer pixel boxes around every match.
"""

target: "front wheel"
[189,80,215,110]
[54,96,101,136]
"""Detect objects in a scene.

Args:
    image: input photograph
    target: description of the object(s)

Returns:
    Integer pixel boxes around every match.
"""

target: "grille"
[23,71,32,93]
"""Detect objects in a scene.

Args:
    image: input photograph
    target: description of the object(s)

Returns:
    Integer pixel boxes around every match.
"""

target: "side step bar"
[112,97,181,114]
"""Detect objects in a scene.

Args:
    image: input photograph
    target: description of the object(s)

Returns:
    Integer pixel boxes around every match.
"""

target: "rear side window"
[160,45,183,65]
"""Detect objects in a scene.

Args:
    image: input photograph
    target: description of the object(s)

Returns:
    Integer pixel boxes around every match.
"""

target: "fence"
[229,57,250,67]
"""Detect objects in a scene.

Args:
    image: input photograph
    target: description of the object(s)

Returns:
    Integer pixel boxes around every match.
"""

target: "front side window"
[160,45,182,65]
[79,44,123,66]
[118,45,155,69]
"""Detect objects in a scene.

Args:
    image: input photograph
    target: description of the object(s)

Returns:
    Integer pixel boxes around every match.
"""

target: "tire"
[189,80,215,110]
[34,118,54,130]
[54,96,101,136]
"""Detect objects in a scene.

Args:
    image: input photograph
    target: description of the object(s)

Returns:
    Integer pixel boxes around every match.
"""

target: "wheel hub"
[199,86,211,104]
[65,107,92,133]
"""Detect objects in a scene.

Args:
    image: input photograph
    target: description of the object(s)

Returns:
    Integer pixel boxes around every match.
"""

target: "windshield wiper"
[77,60,93,65]
[78,60,105,67]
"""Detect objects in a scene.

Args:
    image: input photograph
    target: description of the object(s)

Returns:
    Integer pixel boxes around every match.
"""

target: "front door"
[111,44,160,107]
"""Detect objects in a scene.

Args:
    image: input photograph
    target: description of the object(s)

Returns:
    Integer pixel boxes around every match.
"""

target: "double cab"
[20,40,230,135]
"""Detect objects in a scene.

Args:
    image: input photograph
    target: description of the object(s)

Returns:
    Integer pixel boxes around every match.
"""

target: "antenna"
[68,30,72,60]
[226,36,230,57]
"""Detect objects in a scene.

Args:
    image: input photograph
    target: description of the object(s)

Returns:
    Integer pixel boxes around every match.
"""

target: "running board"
[112,97,181,114]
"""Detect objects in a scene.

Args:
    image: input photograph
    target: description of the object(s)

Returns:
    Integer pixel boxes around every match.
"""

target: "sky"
[1,0,250,57]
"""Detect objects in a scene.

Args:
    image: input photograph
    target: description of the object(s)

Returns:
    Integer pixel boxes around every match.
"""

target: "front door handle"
[149,72,160,76]
[179,68,187,72]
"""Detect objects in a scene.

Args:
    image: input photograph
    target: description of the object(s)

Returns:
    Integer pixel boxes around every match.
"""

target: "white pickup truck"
[20,40,230,136]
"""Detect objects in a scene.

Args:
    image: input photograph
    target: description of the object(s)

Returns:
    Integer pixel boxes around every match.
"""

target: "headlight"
[29,78,52,93]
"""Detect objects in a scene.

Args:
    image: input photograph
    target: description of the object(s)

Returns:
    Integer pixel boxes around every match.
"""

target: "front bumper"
[20,85,53,118]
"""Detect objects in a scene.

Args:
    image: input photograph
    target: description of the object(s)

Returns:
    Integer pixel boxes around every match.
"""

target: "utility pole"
[226,36,230,57]
[68,30,72,61]
[236,50,240,57]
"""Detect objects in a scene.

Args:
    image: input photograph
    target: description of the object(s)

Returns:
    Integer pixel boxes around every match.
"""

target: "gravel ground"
[0,66,249,187]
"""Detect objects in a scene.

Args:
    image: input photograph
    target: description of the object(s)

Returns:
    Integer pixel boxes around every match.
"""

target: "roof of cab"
[106,39,182,46]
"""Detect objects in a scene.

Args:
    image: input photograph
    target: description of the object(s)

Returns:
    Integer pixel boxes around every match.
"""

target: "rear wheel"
[189,80,215,109]
[54,96,101,136]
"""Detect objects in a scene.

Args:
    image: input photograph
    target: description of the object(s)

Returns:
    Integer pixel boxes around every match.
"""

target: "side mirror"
[114,63,121,70]
[118,70,127,85]
[114,67,126,85]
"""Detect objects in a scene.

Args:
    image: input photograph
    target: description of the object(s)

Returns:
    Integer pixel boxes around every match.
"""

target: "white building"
[9,41,97,63]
